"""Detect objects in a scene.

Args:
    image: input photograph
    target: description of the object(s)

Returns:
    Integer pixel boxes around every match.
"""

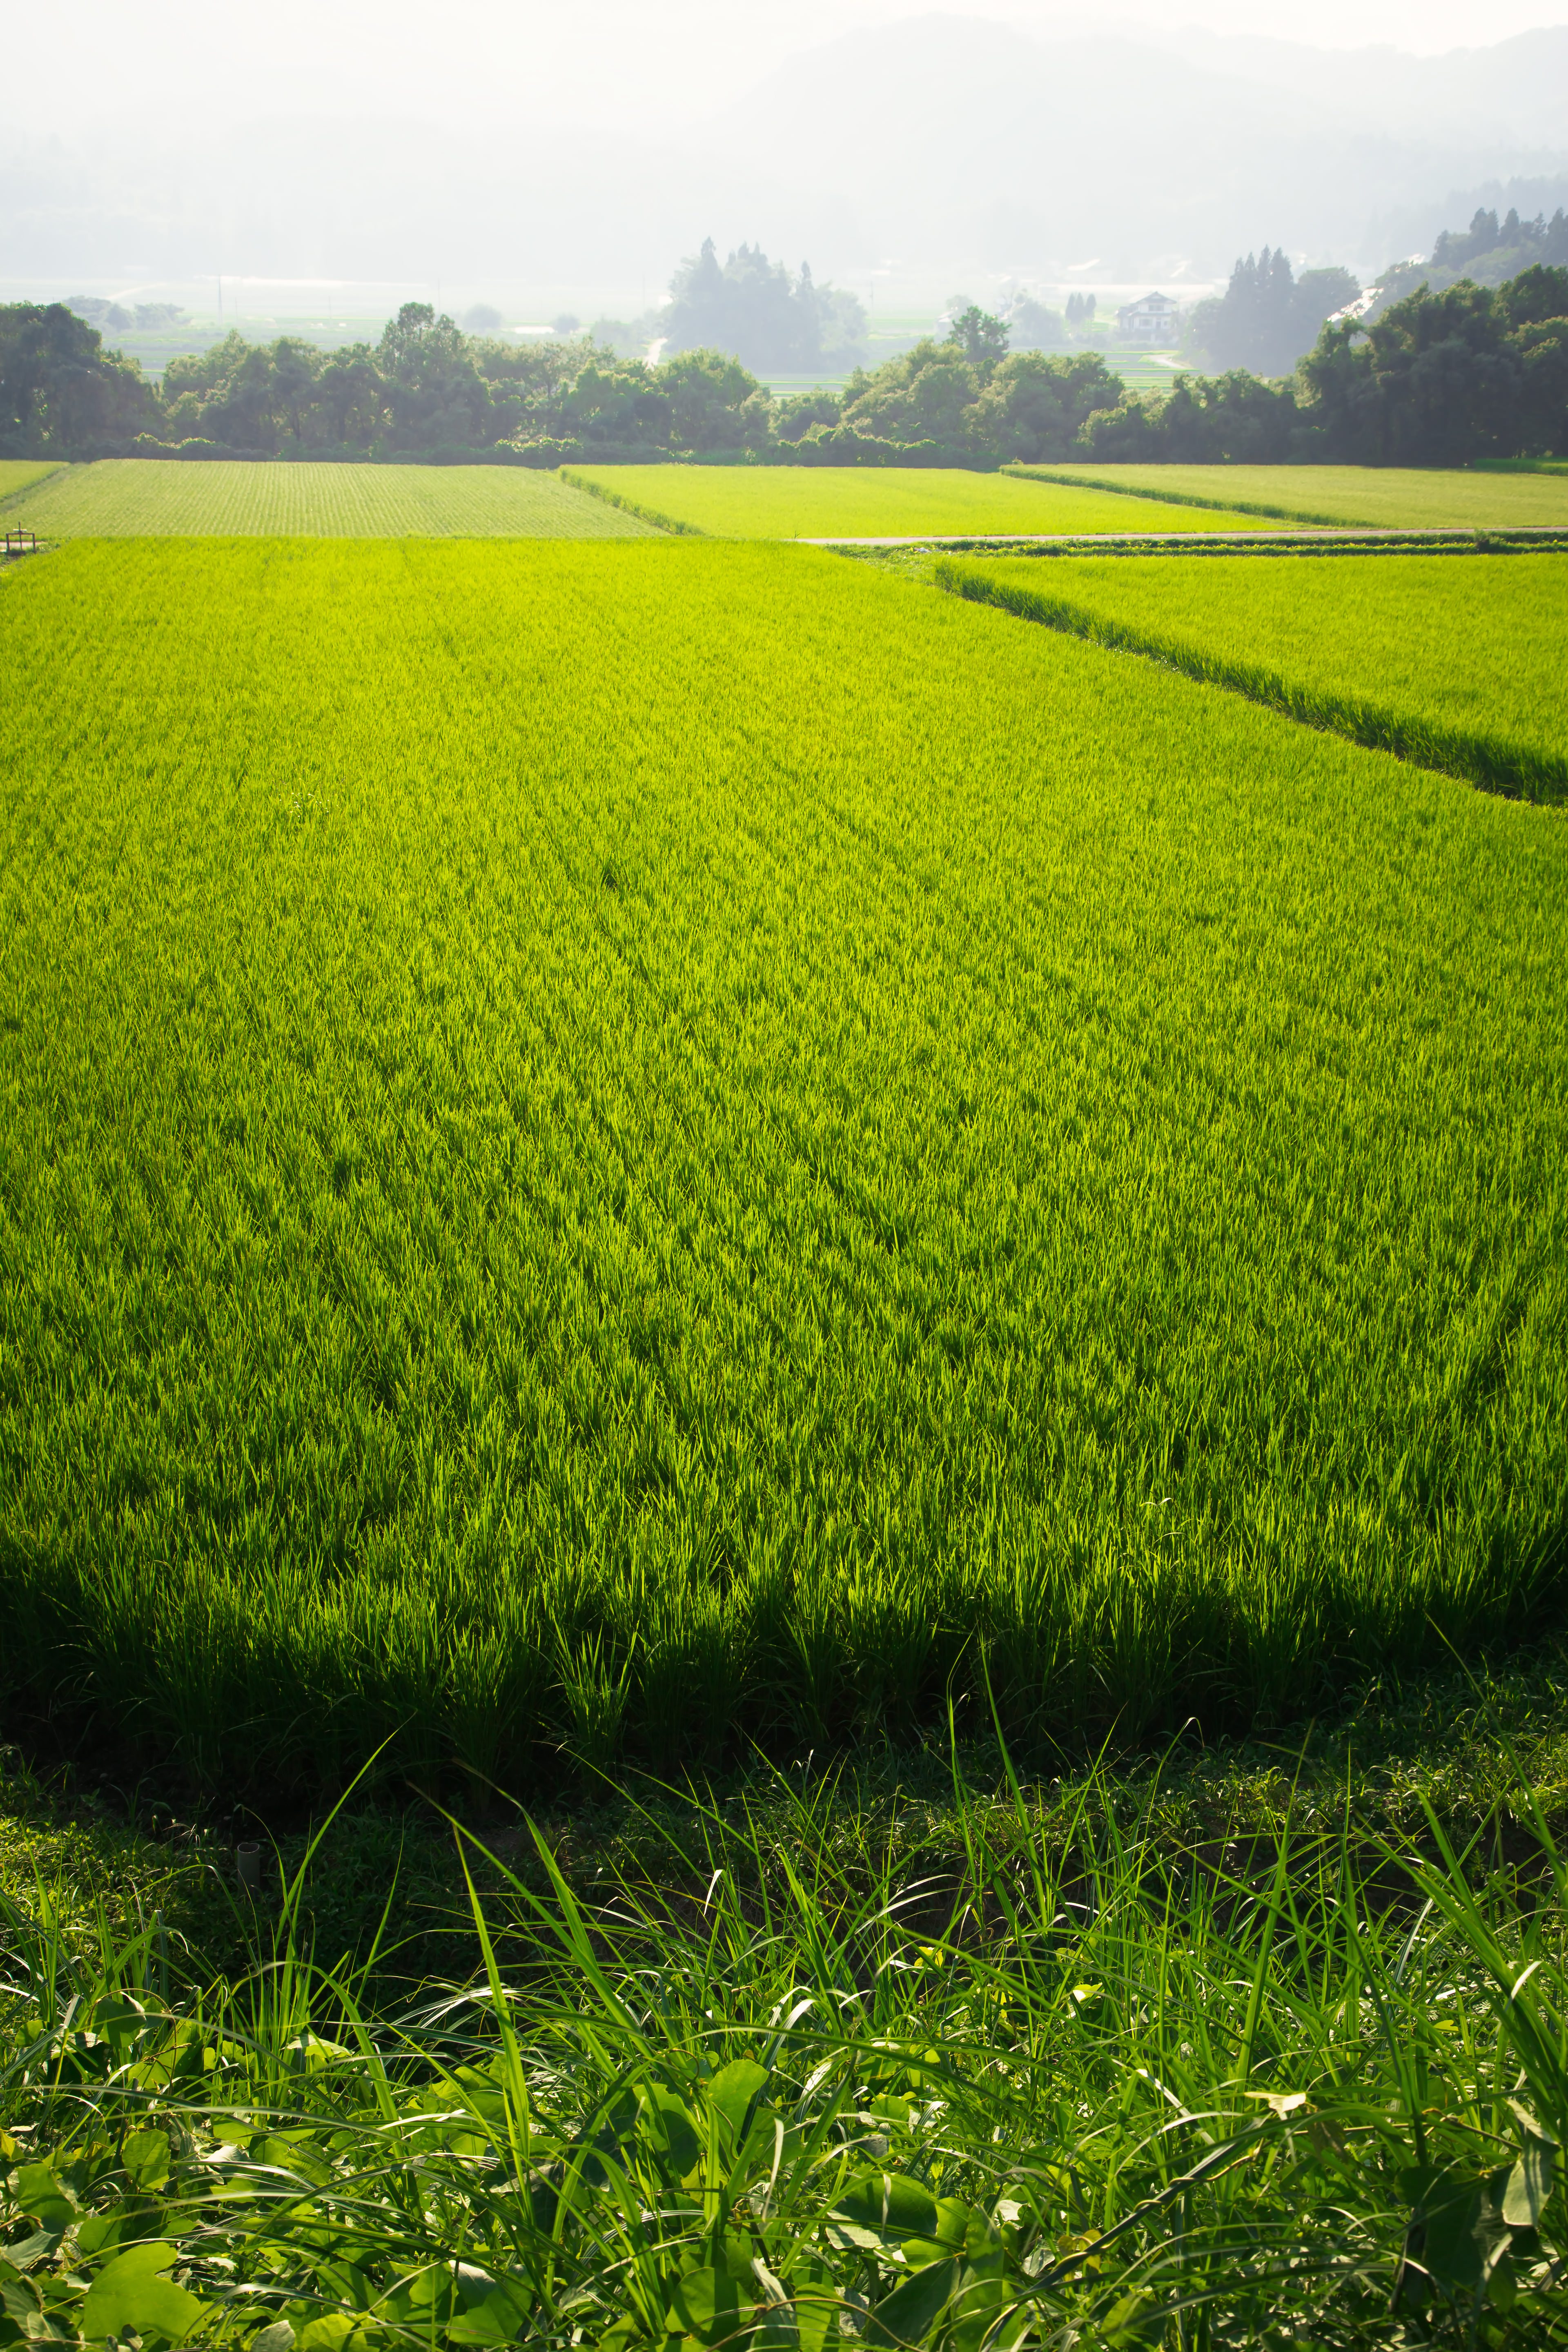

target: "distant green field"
[1011,464,1568,530]
[0,461,63,506]
[2,537,1565,1788]
[6,460,657,537]
[568,464,1274,539]
[938,550,1568,802]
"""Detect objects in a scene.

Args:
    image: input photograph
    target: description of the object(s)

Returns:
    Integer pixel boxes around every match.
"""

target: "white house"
[1115,292,1182,342]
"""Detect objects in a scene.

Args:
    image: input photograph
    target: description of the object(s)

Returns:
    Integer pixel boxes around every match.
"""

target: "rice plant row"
[564,464,1277,539]
[1008,461,1568,530]
[1,539,1565,1793]
[4,460,657,538]
[935,552,1568,804]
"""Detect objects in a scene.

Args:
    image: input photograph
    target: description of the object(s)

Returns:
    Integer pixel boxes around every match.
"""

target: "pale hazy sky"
[22,0,1568,130]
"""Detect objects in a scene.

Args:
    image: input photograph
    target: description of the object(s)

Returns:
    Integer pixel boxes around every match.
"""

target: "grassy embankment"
[4,1677,1568,2349]
[1005,462,1568,531]
[935,550,1568,802]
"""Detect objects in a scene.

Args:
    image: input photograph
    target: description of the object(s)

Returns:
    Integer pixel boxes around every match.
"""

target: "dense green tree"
[968,350,1124,461]
[376,303,493,451]
[840,338,982,448]
[665,240,866,373]
[1186,248,1360,378]
[1007,296,1068,352]
[1300,265,1568,463]
[949,305,1010,374]
[0,302,153,452]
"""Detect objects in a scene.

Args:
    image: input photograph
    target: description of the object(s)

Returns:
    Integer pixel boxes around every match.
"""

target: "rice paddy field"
[937,550,1568,802]
[1012,462,1568,530]
[565,463,1272,537]
[2,459,655,537]
[0,460,63,504]
[2,534,1565,1795]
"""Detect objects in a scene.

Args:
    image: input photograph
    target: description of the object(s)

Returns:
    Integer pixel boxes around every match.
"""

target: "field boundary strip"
[1001,462,1364,527]
[824,528,1568,556]
[934,555,1568,806]
[559,468,706,534]
[0,463,66,511]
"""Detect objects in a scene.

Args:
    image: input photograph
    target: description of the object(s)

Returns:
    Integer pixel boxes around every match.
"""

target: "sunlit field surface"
[567,463,1273,537]
[0,461,63,504]
[4,459,657,537]
[939,551,1568,802]
[1013,462,1568,529]
[1,538,1564,1792]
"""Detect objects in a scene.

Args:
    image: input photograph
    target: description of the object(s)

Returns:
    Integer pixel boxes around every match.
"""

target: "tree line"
[3,254,1566,471]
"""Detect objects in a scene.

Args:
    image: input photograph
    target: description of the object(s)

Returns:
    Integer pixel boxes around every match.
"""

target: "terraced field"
[937,550,1568,801]
[1008,462,1568,530]
[566,463,1273,538]
[1,536,1564,1791]
[4,459,657,536]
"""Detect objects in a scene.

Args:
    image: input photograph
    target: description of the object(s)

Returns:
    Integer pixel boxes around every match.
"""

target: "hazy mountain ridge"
[4,14,1566,287]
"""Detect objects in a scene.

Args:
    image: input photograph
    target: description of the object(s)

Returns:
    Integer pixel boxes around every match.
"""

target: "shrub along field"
[1,537,1564,1794]
[1009,462,1568,530]
[565,463,1273,538]
[2,460,656,537]
[936,552,1568,803]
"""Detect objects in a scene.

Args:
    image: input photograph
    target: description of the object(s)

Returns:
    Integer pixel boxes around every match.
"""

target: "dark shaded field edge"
[836,528,1568,559]
[558,467,706,536]
[935,555,1568,807]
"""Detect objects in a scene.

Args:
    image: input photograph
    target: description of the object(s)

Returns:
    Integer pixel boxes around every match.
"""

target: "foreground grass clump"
[4,1752,1568,2348]
[3,460,656,537]
[565,463,1272,537]
[936,551,1568,801]
[1008,463,1568,530]
[1,538,1566,1790]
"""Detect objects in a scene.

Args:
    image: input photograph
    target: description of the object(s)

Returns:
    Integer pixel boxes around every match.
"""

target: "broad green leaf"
[81,2243,205,2346]
[10,2171,73,2239]
[1400,2168,1484,2294]
[122,2130,172,2192]
[640,2087,701,2180]
[296,2320,358,2352]
[666,2263,754,2344]
[1503,2135,1554,2228]
[866,2256,958,2349]
[251,2325,296,2352]
[710,2060,771,2145]
[832,2174,940,2245]
[0,2272,42,2325]
[447,2281,534,2347]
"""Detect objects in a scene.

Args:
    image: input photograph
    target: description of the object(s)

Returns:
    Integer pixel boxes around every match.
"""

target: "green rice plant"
[3,1752,1567,2347]
[565,464,1275,538]
[1007,463,1568,530]
[933,551,1568,803]
[1,539,1566,1788]
[2,461,657,537]
[0,463,63,508]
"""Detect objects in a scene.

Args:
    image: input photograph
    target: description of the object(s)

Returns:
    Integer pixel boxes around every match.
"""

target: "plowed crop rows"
[5,459,657,537]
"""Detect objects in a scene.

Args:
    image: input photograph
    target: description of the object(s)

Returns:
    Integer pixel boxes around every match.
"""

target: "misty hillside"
[4,13,1567,285]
